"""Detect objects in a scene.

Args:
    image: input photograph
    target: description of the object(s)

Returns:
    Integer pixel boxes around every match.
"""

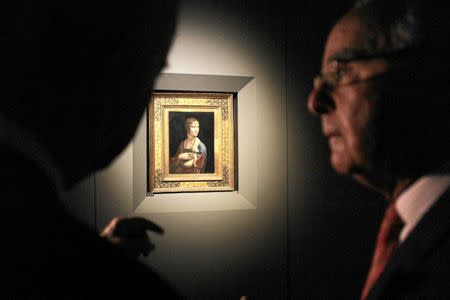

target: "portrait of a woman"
[170,117,207,174]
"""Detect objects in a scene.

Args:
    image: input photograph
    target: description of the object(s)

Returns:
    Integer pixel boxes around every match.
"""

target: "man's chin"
[330,155,351,175]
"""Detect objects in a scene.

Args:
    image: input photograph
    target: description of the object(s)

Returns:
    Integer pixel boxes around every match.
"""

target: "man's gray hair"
[351,0,423,53]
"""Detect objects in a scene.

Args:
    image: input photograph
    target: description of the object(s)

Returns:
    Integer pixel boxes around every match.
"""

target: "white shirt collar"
[396,175,450,242]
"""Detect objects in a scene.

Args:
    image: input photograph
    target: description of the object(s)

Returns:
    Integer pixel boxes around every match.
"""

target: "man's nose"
[307,80,335,116]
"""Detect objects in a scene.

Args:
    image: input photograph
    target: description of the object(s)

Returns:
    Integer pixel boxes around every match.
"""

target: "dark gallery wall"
[286,1,387,299]
[63,1,391,299]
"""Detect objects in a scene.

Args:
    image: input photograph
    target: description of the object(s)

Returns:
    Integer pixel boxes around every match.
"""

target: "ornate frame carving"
[149,92,235,193]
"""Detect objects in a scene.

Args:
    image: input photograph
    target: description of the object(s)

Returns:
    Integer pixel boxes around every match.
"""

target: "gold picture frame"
[148,92,235,193]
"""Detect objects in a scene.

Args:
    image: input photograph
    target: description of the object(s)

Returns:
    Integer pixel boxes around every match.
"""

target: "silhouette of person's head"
[3,1,178,188]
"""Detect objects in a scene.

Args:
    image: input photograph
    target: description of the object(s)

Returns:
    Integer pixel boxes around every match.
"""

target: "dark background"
[169,111,215,173]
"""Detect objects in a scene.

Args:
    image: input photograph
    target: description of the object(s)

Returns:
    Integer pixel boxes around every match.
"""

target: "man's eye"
[337,69,346,78]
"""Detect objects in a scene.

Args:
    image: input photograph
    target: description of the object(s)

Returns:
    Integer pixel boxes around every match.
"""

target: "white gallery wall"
[67,1,287,299]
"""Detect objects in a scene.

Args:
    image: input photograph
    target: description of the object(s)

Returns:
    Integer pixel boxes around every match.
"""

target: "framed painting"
[148,92,236,193]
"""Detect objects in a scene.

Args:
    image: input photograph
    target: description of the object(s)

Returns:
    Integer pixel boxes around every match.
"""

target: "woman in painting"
[170,117,207,174]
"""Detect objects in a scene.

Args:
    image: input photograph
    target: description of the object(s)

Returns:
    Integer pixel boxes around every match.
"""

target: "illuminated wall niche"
[132,73,256,213]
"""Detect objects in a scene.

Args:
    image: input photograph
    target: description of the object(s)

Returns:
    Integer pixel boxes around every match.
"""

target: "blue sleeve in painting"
[198,142,207,171]
[198,142,206,155]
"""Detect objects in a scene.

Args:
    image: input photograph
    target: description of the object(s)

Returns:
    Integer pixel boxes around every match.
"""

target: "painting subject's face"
[188,121,200,137]
[307,14,391,180]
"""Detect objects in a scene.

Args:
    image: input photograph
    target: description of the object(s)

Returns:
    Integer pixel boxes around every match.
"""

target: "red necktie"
[360,202,404,300]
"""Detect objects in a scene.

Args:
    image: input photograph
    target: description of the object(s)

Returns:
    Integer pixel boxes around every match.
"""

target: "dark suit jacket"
[0,143,181,298]
[367,186,450,299]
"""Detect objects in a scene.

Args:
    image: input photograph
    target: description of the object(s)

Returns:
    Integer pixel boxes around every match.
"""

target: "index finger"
[115,217,164,236]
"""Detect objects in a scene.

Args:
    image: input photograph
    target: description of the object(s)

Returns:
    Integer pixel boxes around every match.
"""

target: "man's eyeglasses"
[312,54,392,91]
[312,48,423,92]
[313,69,347,90]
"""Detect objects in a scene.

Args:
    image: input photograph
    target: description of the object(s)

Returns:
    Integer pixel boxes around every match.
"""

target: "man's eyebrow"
[327,48,377,64]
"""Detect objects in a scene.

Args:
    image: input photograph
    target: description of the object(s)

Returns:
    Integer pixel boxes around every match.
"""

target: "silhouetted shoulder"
[0,144,181,298]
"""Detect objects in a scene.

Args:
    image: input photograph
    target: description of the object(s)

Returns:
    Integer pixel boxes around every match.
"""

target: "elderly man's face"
[307,13,391,180]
